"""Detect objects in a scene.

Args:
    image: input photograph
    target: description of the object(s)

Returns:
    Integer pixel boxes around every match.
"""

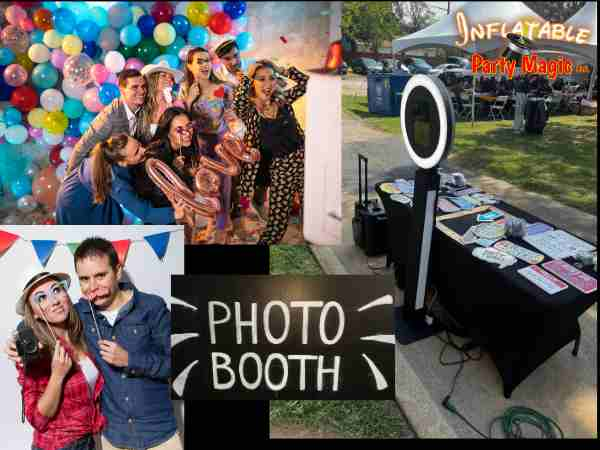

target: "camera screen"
[404,86,441,159]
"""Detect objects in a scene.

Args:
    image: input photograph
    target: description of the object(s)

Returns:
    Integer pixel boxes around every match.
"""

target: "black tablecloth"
[376,181,597,397]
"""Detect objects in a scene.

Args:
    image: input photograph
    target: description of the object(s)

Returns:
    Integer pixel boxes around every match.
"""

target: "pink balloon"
[105,72,118,85]
[63,135,79,146]
[6,5,27,26]
[50,49,67,70]
[29,127,43,139]
[19,17,35,32]
[3,63,28,87]
[82,87,103,113]
[124,57,144,71]
[91,64,109,85]
[208,2,223,14]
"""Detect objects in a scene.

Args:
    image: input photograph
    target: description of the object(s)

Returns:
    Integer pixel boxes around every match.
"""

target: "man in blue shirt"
[7,237,182,450]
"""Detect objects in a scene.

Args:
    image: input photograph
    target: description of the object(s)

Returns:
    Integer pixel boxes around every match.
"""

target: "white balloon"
[59,146,74,162]
[62,78,87,100]
[104,50,125,74]
[175,2,189,16]
[42,129,64,145]
[28,43,51,64]
[40,88,65,112]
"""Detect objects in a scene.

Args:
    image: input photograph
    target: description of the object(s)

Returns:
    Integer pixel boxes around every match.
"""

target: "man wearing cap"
[213,39,243,86]
[7,237,182,450]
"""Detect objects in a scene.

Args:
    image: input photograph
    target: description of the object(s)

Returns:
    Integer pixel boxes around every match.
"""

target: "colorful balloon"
[0,47,16,65]
[5,5,27,26]
[43,29,64,49]
[14,52,34,72]
[104,51,126,73]
[166,36,186,56]
[108,3,133,29]
[76,20,100,43]
[40,88,64,112]
[32,166,61,210]
[28,43,51,64]
[120,24,142,47]
[137,15,156,37]
[52,8,76,34]
[30,29,45,44]
[124,57,144,71]
[20,17,35,33]
[1,25,30,53]
[235,31,253,51]
[208,12,232,35]
[27,107,47,128]
[62,34,83,56]
[99,82,120,105]
[208,2,224,14]
[3,64,28,87]
[82,87,103,112]
[135,38,161,64]
[31,62,59,89]
[61,78,86,100]
[223,1,246,20]
[43,110,68,134]
[10,177,32,198]
[10,85,38,112]
[82,40,99,59]
[5,124,28,145]
[91,63,109,84]
[154,22,176,46]
[17,195,38,213]
[231,15,247,35]
[188,26,209,47]
[131,6,146,25]
[3,107,22,126]
[187,2,210,26]
[42,129,63,145]
[29,126,43,139]
[151,2,174,24]
[63,53,93,87]
[171,15,190,36]
[98,27,120,51]
[89,6,108,28]
[64,119,80,137]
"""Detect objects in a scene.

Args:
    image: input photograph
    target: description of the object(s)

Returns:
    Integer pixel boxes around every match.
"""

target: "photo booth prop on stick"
[397,73,455,345]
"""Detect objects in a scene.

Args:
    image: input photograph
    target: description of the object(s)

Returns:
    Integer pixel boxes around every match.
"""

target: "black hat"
[215,39,238,57]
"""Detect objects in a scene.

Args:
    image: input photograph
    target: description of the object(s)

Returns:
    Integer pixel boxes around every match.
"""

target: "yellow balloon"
[154,23,176,46]
[15,53,34,73]
[131,6,145,24]
[62,35,83,56]
[43,30,64,49]
[27,108,48,129]
[44,111,68,134]
[187,2,209,26]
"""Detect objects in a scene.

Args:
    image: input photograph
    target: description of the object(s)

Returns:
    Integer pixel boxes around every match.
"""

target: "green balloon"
[119,45,137,59]
[135,38,160,64]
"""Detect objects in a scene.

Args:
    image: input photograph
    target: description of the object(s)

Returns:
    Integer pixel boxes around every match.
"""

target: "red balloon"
[10,85,38,112]
[150,1,174,24]
[49,145,63,167]
[14,2,40,7]
[208,12,232,35]
[32,8,53,31]
[32,166,60,211]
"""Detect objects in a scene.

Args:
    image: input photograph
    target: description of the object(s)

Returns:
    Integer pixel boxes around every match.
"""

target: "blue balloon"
[53,8,77,34]
[10,177,32,199]
[5,125,28,145]
[82,40,100,59]
[76,20,101,42]
[235,32,253,52]
[166,36,186,56]
[108,4,133,29]
[0,48,15,66]
[152,54,180,70]
[120,24,142,47]
[90,7,109,28]
[79,114,94,135]
[30,30,45,45]
[63,98,85,119]
[4,107,22,126]
[64,2,92,22]
[188,26,209,47]
[65,119,81,137]
[31,63,59,89]
[171,15,191,37]
[42,2,58,13]
[137,15,156,37]
[223,2,247,20]
[99,83,121,105]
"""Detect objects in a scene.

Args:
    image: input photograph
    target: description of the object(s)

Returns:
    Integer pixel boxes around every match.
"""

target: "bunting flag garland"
[112,240,132,267]
[144,232,171,261]
[32,240,58,267]
[0,228,183,269]
[0,230,19,257]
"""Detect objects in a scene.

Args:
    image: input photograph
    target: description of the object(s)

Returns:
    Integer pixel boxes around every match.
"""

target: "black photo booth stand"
[396,74,455,345]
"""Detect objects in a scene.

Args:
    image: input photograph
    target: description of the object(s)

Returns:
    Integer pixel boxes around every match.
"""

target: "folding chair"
[488,96,509,120]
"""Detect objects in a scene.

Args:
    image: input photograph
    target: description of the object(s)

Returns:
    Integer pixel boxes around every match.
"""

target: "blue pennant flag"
[32,240,57,267]
[144,232,171,261]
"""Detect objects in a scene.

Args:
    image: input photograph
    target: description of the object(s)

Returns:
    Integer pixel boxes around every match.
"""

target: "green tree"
[523,2,586,22]
[341,2,402,53]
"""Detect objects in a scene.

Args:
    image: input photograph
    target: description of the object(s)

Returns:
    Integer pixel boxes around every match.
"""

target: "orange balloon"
[33,8,53,32]
[32,166,61,211]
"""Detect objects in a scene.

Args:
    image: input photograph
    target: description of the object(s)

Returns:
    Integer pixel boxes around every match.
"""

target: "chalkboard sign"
[171,275,395,400]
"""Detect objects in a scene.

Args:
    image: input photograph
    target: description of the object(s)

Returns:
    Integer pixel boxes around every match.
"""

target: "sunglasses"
[175,124,194,136]
[32,280,69,307]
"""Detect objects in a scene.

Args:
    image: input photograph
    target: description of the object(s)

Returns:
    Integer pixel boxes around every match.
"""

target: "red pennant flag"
[111,240,131,267]
[0,230,19,257]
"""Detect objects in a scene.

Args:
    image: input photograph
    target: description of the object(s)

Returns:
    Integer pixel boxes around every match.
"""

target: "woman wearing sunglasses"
[177,47,247,244]
[56,133,187,225]
[15,271,105,450]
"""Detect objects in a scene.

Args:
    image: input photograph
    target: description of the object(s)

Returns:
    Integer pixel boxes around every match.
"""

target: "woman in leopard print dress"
[233,60,309,245]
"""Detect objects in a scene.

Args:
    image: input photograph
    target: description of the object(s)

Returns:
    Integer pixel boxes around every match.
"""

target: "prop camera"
[397,74,455,344]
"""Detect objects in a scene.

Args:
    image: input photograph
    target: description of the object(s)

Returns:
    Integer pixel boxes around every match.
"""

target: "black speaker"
[352,154,388,257]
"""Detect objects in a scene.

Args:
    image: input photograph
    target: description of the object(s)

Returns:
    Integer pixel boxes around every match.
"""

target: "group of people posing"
[55,40,309,245]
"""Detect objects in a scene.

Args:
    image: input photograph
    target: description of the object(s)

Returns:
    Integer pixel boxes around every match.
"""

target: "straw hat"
[141,60,184,84]
[16,270,71,316]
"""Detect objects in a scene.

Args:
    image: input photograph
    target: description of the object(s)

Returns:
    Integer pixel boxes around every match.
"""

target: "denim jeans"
[32,434,95,450]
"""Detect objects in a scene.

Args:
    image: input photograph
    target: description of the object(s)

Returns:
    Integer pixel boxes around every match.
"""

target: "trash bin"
[367,71,412,116]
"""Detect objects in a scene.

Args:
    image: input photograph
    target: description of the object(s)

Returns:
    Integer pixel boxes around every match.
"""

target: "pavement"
[309,108,598,439]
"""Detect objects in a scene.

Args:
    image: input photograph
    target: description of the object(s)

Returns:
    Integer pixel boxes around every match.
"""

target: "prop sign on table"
[170,275,395,400]
[542,260,597,294]
[473,221,506,240]
[494,240,545,265]
[523,230,596,260]
[517,265,568,295]
[472,247,517,269]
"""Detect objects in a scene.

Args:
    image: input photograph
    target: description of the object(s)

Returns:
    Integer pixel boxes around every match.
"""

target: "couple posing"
[6,238,181,450]
[56,40,308,246]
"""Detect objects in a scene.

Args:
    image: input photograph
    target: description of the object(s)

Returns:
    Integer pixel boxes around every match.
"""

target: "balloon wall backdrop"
[0,1,254,224]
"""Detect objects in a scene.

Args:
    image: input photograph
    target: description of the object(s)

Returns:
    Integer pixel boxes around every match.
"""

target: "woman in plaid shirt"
[15,272,105,450]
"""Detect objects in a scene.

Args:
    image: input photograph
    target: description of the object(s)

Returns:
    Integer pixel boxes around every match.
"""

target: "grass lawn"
[269,245,414,438]
[343,95,598,215]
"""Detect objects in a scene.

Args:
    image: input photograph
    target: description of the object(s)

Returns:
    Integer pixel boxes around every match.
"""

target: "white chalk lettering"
[239,352,262,390]
[208,301,231,345]
[318,302,345,345]
[264,353,288,391]
[212,352,235,389]
[288,354,319,391]
[317,355,341,391]
[234,302,258,344]
[263,301,290,344]
[290,301,324,344]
